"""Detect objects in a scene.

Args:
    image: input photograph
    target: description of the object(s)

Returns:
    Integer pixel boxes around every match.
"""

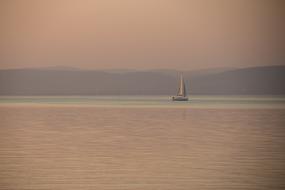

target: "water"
[1,95,285,109]
[0,96,284,189]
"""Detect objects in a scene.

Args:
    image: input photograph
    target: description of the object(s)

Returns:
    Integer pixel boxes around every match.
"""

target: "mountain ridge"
[0,65,284,95]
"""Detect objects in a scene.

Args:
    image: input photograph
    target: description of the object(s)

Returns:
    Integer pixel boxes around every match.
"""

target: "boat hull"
[171,96,189,101]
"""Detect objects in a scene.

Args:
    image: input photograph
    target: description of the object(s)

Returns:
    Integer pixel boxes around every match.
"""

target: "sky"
[0,0,284,70]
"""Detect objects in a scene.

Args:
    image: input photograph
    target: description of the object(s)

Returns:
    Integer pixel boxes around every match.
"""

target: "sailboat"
[171,74,189,101]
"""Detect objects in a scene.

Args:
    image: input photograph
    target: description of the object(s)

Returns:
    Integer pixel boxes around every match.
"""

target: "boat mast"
[182,75,187,97]
[178,74,186,97]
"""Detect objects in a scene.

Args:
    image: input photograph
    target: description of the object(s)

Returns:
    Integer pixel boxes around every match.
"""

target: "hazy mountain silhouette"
[187,65,285,95]
[0,65,284,95]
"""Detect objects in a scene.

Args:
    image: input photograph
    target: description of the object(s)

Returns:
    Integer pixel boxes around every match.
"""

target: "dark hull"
[171,96,189,101]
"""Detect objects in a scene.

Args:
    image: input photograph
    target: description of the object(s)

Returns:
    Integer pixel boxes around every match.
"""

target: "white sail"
[177,75,186,97]
[171,73,188,101]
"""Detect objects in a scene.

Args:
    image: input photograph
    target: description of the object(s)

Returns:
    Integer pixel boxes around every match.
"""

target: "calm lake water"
[0,96,284,189]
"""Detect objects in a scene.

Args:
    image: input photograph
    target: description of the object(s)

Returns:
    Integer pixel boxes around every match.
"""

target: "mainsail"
[171,73,188,101]
[177,74,187,97]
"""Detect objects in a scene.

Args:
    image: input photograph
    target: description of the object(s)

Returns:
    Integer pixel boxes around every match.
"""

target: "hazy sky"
[0,0,284,70]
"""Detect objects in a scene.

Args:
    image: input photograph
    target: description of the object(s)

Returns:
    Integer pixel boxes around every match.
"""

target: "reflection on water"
[0,103,285,189]
[0,95,285,109]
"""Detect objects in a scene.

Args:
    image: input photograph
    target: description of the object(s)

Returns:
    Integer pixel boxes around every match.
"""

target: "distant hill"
[0,65,284,95]
[187,65,285,95]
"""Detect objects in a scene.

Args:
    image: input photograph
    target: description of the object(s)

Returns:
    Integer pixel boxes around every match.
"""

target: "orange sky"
[0,0,284,70]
